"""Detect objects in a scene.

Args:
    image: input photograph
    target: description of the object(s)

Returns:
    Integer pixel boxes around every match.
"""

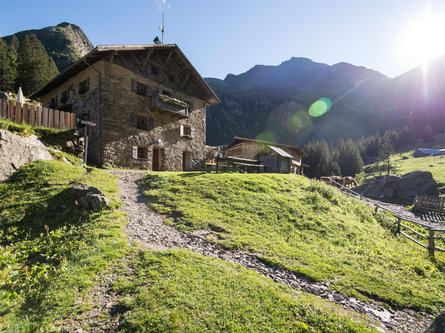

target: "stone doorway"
[182,151,191,171]
[152,148,161,171]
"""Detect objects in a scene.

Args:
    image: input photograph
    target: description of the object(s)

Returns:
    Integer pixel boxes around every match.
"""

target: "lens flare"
[286,111,311,131]
[256,131,276,143]
[308,98,332,117]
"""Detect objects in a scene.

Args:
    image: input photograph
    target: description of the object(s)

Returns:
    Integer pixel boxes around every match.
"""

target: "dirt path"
[100,170,433,333]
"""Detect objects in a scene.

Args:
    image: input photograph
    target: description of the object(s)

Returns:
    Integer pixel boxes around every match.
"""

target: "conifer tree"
[0,36,19,92]
[423,125,433,143]
[16,34,59,95]
[377,135,395,175]
[336,138,364,176]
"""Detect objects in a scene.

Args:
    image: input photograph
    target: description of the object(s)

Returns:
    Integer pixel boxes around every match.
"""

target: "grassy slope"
[0,160,128,331]
[363,150,445,195]
[115,249,376,333]
[143,172,445,313]
[0,160,377,332]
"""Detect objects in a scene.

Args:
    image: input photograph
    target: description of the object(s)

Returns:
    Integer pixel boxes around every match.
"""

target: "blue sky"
[1,0,445,79]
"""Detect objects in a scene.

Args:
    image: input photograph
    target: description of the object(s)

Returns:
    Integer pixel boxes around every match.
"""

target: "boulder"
[0,129,53,182]
[73,183,109,210]
[353,171,438,201]
[424,312,445,333]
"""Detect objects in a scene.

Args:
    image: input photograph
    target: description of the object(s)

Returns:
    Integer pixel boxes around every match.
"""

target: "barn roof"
[228,136,306,157]
[30,44,220,105]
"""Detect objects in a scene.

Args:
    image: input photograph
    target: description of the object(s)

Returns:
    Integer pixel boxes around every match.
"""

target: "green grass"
[363,150,445,195]
[114,249,377,333]
[0,118,64,137]
[0,160,128,331]
[142,172,445,313]
[0,159,380,332]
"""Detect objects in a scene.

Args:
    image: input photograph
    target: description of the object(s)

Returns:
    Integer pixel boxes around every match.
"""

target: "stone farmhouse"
[30,44,220,171]
[227,137,307,174]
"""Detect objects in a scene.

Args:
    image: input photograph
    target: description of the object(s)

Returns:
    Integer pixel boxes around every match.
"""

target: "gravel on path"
[96,170,434,333]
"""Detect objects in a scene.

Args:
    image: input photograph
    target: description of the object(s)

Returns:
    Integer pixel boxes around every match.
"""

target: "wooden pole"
[428,229,435,258]
[84,126,89,165]
[396,218,401,234]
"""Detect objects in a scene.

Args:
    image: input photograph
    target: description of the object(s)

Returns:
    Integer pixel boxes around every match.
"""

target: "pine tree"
[377,135,394,175]
[423,125,433,143]
[0,38,7,90]
[0,36,19,92]
[336,138,364,176]
[16,34,59,95]
[303,140,340,178]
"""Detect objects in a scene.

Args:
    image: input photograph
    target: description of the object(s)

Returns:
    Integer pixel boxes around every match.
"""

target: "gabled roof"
[268,145,294,158]
[30,44,220,105]
[228,136,306,157]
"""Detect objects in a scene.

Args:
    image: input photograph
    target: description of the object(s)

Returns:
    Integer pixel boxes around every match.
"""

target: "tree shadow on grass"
[1,187,88,245]
[177,172,206,178]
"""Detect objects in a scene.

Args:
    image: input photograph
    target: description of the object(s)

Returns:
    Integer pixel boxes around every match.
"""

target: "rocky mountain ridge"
[205,55,445,146]
[2,22,93,72]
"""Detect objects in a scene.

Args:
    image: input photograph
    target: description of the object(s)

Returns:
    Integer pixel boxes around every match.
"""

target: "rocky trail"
[82,170,433,333]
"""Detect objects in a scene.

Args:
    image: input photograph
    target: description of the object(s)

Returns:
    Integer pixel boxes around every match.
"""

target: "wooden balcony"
[151,94,189,118]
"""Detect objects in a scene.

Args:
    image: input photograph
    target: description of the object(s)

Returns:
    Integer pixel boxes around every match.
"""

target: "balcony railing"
[151,94,189,118]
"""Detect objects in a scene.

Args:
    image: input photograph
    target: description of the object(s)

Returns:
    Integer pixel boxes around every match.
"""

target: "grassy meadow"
[0,161,129,331]
[363,149,445,195]
[1,160,379,332]
[143,172,445,313]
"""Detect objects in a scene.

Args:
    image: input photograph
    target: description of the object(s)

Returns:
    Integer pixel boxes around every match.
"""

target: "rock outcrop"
[73,183,109,210]
[353,171,438,201]
[0,129,53,182]
[424,312,445,333]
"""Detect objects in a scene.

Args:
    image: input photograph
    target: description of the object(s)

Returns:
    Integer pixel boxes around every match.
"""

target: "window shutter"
[130,113,137,127]
[191,127,195,139]
[132,146,138,159]
[147,117,154,130]
[180,124,184,137]
[131,79,137,92]
[146,85,152,97]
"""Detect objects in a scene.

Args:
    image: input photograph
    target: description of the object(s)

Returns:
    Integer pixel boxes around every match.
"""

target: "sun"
[398,13,445,68]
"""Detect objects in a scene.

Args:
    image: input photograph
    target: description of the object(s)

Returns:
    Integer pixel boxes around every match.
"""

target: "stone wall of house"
[38,62,104,164]
[99,61,207,171]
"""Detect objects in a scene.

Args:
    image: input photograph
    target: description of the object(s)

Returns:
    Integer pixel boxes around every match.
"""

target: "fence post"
[396,218,401,234]
[428,229,435,258]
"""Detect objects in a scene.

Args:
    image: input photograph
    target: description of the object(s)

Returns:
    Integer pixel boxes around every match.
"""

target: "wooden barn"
[227,137,307,174]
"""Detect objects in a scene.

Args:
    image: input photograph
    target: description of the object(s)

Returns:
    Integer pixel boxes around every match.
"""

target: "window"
[132,79,151,97]
[137,147,148,159]
[137,115,147,130]
[135,115,154,130]
[180,125,194,139]
[60,90,69,103]
[49,97,57,108]
[159,89,171,97]
[136,81,147,96]
[151,66,159,76]
[78,78,89,94]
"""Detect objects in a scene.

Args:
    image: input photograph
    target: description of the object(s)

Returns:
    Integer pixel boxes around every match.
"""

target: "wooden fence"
[0,99,76,130]
[395,216,445,258]
[413,195,445,216]
[331,180,445,258]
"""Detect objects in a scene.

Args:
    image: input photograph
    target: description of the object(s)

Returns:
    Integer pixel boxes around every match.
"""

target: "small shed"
[413,148,445,158]
[227,136,307,174]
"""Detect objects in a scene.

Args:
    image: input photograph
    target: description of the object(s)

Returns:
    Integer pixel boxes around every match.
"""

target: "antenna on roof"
[154,13,165,44]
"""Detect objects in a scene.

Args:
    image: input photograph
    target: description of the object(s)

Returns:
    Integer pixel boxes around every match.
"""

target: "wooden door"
[182,151,188,171]
[152,148,160,171]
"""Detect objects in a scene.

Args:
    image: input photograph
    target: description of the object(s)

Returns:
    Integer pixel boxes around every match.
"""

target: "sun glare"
[398,13,445,69]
